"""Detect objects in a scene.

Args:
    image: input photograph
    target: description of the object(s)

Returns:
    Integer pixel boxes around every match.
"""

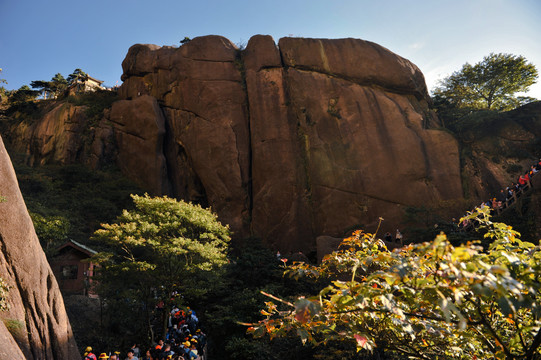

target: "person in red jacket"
[518,174,528,187]
[84,347,97,360]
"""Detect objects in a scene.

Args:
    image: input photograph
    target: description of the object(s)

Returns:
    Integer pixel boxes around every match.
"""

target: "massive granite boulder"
[0,136,80,359]
[113,35,462,253]
[6,35,464,254]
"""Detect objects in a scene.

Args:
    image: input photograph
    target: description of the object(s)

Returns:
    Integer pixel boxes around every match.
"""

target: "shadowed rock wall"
[0,136,80,359]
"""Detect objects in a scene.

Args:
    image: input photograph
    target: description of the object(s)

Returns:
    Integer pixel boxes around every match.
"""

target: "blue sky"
[1,0,540,98]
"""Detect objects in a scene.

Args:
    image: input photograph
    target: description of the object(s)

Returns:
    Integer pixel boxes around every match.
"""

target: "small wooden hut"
[50,239,98,297]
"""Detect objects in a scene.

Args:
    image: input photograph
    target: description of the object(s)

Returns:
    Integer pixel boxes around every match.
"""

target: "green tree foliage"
[30,212,69,257]
[199,238,340,360]
[66,89,118,124]
[12,159,141,244]
[67,68,88,85]
[8,85,39,103]
[250,207,541,359]
[50,72,68,95]
[0,69,7,103]
[91,194,231,343]
[31,73,69,99]
[434,53,538,111]
[29,80,52,94]
[0,68,7,99]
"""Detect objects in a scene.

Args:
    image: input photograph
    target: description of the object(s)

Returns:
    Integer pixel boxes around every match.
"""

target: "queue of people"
[83,305,207,360]
[461,158,541,229]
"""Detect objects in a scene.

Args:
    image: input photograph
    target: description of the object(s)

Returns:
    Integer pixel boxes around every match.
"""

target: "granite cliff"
[6,35,464,254]
[0,137,80,359]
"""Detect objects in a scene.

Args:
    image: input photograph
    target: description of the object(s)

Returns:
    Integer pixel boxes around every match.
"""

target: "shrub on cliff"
[249,207,541,359]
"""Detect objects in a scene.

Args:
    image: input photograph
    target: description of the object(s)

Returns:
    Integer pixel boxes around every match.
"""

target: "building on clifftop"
[66,74,104,95]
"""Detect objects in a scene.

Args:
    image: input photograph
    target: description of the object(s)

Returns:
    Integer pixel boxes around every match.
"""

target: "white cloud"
[408,42,425,50]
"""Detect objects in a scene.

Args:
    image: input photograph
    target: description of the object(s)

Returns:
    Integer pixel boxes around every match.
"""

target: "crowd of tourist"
[83,306,206,360]
[460,158,541,229]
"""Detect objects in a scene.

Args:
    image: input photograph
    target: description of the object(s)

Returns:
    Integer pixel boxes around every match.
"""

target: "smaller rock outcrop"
[459,101,541,200]
[9,102,90,166]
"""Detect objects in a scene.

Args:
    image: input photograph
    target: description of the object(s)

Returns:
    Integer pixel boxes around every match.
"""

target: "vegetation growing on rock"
[249,208,541,359]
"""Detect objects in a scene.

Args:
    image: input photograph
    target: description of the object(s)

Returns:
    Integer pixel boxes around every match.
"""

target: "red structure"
[50,240,98,297]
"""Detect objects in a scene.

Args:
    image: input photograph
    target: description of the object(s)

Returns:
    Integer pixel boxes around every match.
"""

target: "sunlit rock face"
[0,137,80,359]
[114,34,462,253]
[9,35,463,254]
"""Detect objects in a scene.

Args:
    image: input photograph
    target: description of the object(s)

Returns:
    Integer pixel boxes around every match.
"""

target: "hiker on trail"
[99,354,109,359]
[158,344,173,360]
[518,174,528,188]
[187,310,198,334]
[131,344,141,358]
[395,229,403,244]
[181,341,194,359]
[141,349,153,360]
[384,232,392,242]
[155,340,164,351]
[84,347,97,360]
[507,188,515,204]
[497,189,506,202]
[189,342,199,358]
[125,349,139,360]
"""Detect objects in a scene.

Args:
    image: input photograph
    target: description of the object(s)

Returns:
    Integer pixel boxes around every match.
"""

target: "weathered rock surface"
[7,35,465,254]
[459,101,541,201]
[8,102,90,166]
[109,95,170,195]
[111,35,462,253]
[0,136,80,359]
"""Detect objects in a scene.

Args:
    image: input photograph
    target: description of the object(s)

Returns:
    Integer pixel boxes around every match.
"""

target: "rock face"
[6,101,115,169]
[9,102,90,166]
[112,35,462,253]
[0,136,80,359]
[7,35,464,254]
[459,101,541,200]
